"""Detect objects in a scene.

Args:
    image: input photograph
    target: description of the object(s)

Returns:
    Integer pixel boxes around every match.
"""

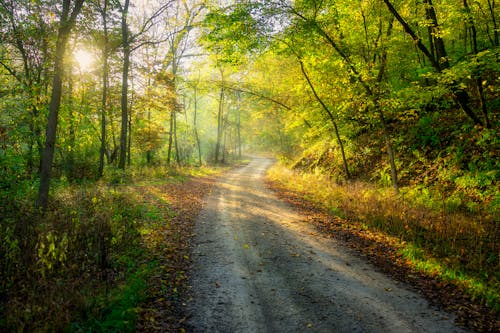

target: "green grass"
[70,263,154,333]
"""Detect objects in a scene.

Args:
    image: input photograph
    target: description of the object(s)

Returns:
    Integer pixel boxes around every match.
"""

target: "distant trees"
[0,0,497,208]
[199,0,498,191]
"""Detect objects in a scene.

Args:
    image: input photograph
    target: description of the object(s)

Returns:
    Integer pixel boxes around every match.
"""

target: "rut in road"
[186,157,471,333]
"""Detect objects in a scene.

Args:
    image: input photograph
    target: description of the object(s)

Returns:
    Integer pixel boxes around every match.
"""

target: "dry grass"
[267,164,499,310]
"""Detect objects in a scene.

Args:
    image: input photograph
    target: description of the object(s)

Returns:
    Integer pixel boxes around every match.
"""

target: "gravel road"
[186,157,471,333]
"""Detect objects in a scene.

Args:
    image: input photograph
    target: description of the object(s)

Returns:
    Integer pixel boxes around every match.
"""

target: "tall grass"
[267,165,499,310]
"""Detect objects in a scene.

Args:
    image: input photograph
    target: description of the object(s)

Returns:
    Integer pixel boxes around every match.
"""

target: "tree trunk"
[67,77,75,179]
[193,87,202,165]
[98,0,109,178]
[487,0,499,46]
[109,110,117,163]
[377,106,399,194]
[37,0,85,209]
[146,108,152,164]
[237,106,242,159]
[118,0,130,170]
[127,106,132,166]
[423,0,448,69]
[174,112,180,165]
[464,0,492,128]
[215,85,224,164]
[167,111,174,165]
[376,18,399,194]
[221,119,227,164]
[299,60,350,179]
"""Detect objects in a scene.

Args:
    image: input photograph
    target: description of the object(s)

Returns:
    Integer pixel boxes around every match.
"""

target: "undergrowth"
[267,164,499,311]
[0,164,219,332]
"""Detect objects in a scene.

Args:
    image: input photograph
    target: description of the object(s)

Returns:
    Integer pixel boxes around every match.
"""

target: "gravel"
[186,157,471,333]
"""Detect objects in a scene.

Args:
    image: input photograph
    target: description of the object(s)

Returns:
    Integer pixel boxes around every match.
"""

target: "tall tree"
[161,0,204,165]
[96,0,111,177]
[117,0,130,169]
[37,0,85,209]
[0,0,52,174]
[117,0,171,169]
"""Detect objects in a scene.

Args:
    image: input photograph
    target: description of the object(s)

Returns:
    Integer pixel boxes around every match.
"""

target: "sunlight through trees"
[0,0,498,330]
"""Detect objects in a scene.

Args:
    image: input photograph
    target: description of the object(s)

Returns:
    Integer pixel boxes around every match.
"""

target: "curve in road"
[187,157,470,333]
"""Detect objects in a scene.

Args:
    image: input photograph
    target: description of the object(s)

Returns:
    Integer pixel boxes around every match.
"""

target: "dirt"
[186,157,472,333]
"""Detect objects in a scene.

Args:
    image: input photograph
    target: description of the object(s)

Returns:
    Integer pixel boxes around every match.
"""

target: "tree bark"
[37,0,85,209]
[174,112,181,165]
[464,0,492,128]
[127,105,132,166]
[215,84,224,164]
[67,77,75,179]
[423,0,448,69]
[118,0,130,169]
[98,0,109,178]
[167,111,174,165]
[193,87,202,165]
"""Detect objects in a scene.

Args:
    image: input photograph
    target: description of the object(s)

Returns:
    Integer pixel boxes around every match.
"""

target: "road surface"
[186,157,470,333]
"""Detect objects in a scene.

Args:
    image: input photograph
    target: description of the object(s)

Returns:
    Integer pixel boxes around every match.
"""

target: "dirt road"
[186,157,470,333]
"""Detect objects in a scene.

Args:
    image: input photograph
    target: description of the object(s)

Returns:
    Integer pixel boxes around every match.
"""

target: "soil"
[185,157,472,333]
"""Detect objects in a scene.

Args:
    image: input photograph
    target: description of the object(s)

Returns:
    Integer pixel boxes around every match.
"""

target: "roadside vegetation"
[1,0,498,331]
[1,166,218,332]
[267,162,498,332]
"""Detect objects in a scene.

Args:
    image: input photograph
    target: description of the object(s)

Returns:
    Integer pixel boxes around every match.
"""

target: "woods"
[0,0,498,331]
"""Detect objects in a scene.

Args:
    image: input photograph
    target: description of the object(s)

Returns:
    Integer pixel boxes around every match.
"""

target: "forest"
[0,0,498,331]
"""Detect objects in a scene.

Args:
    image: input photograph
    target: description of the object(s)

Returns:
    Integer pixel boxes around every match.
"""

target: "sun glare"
[74,49,95,72]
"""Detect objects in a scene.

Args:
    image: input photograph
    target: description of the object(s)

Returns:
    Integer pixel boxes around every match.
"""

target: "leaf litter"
[265,178,499,333]
[134,175,216,332]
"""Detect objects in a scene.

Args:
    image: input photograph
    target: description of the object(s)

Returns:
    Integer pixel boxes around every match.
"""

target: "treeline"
[201,0,499,316]
[204,0,498,204]
[0,0,248,212]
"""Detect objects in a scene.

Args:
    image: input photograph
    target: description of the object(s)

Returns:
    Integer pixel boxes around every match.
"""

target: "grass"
[267,164,499,311]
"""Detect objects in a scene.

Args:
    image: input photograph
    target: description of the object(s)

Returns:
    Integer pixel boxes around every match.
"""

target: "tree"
[117,0,171,169]
[94,0,113,177]
[37,0,85,209]
[0,0,52,174]
[160,0,205,165]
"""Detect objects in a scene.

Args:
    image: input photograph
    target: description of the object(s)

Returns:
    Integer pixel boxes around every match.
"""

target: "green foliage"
[202,3,271,64]
[1,180,153,331]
